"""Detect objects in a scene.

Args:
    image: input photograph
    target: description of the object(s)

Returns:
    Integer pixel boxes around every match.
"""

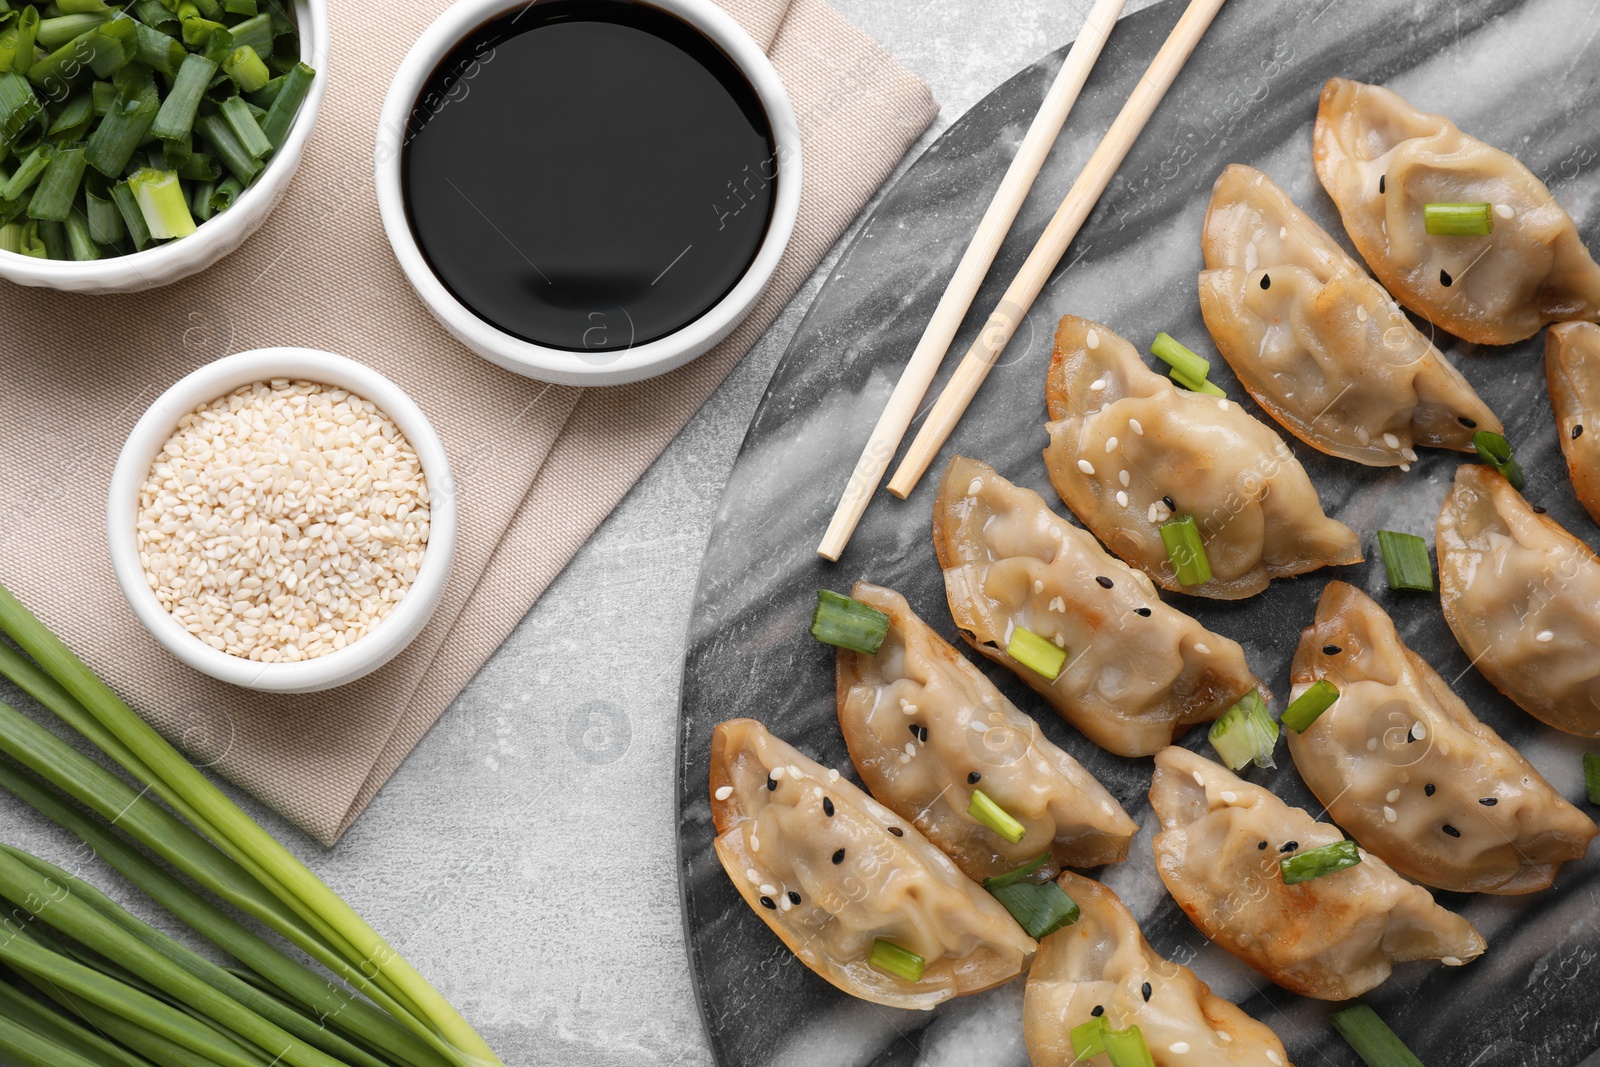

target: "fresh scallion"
[133,19,186,74]
[221,41,267,90]
[107,176,150,248]
[1280,839,1361,885]
[1160,514,1212,586]
[968,788,1026,844]
[987,879,1079,939]
[809,589,889,655]
[1208,689,1278,771]
[0,70,43,138]
[0,220,22,252]
[1006,625,1066,680]
[2,142,51,199]
[36,216,65,257]
[1151,331,1209,387]
[63,209,98,258]
[1330,1004,1425,1067]
[219,91,269,158]
[868,939,924,982]
[1423,202,1493,236]
[981,853,1051,890]
[1103,1025,1156,1067]
[257,58,310,146]
[208,173,240,214]
[17,219,46,256]
[195,109,259,182]
[85,67,159,177]
[1282,679,1339,733]
[226,9,270,55]
[46,91,93,140]
[36,11,112,51]
[127,166,194,237]
[1472,430,1525,491]
[24,142,85,220]
[1376,530,1433,592]
[149,51,214,141]
[1583,752,1599,805]
[189,175,214,219]
[1071,1017,1108,1058]
[9,6,37,76]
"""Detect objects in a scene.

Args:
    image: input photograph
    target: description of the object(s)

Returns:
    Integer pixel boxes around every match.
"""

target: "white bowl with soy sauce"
[374,0,801,387]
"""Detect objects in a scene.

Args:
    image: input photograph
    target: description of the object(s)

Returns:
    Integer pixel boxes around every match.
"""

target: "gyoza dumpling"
[1437,464,1600,738]
[1149,746,1485,1001]
[837,582,1137,879]
[1023,872,1292,1067]
[1043,315,1361,599]
[1547,322,1600,526]
[934,456,1264,755]
[1314,77,1600,345]
[709,718,1035,1009]
[1199,164,1501,466]
[1288,581,1595,894]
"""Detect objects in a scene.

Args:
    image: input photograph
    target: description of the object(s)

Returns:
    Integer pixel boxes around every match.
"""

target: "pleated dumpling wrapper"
[1288,581,1595,894]
[934,455,1263,756]
[1547,322,1600,526]
[1313,77,1600,345]
[709,718,1036,1009]
[1149,746,1485,1001]
[1199,163,1501,466]
[1043,315,1361,599]
[836,582,1137,880]
[1023,871,1293,1067]
[1437,464,1600,738]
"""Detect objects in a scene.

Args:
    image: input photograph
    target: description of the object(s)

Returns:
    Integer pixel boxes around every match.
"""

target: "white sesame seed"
[1119,469,1130,487]
[1400,463,1411,472]
[1367,738,1378,751]
[1053,634,1066,647]
[771,766,786,780]
[1078,459,1096,475]
[1148,503,1160,523]
[760,883,776,896]
[1278,226,1287,239]
[1220,790,1237,803]
[714,785,733,801]
[746,868,761,883]
[750,837,760,852]
[1050,596,1066,612]
[1386,789,1400,803]
[1268,1052,1283,1066]
[1494,204,1513,219]
[812,787,823,799]
[1116,491,1129,507]
[1356,305,1368,322]
[1034,579,1045,593]
[1382,432,1401,449]
[967,478,984,495]
[1411,722,1426,740]
[1194,642,1211,654]
[970,720,989,733]
[779,895,793,911]
[1169,1043,1190,1054]
[1218,1032,1232,1043]
[828,769,840,783]
[1129,419,1144,436]
[1536,629,1554,643]
[1086,329,1100,350]
[1105,436,1118,452]
[1192,771,1206,786]
[1401,447,1418,462]
[1384,806,1397,823]
[902,703,918,716]
[904,743,916,757]
[1216,398,1230,411]
[898,753,911,764]
[1090,378,1107,392]
[788,765,802,780]
[1442,955,1464,966]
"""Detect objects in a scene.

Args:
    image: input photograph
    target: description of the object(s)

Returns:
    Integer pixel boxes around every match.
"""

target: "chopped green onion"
[1376,530,1433,592]
[175,149,216,181]
[219,93,268,159]
[35,215,64,257]
[85,67,159,176]
[1151,331,1209,385]
[0,71,42,139]
[809,589,889,655]
[1280,839,1361,885]
[227,9,271,55]
[17,218,45,255]
[1160,514,1212,586]
[127,166,193,238]
[1282,679,1339,733]
[868,939,924,982]
[1583,752,1599,805]
[1208,689,1278,771]
[46,91,93,140]
[1071,1017,1108,1058]
[1330,1004,1425,1067]
[221,42,267,90]
[59,0,114,15]
[107,177,149,248]
[84,182,121,242]
[36,11,111,51]
[24,142,84,220]
[149,51,214,141]
[1006,625,1066,680]
[257,60,311,147]
[208,173,240,214]
[1103,1025,1156,1067]
[28,13,137,95]
[0,220,22,252]
[968,788,1026,844]
[1190,376,1227,397]
[133,19,185,74]
[1,142,50,199]
[89,78,114,115]
[189,175,213,219]
[987,879,1079,939]
[129,0,177,32]
[10,6,37,76]
[63,209,97,258]
[981,853,1051,890]
[1472,430,1525,491]
[1424,202,1493,236]
[195,110,259,182]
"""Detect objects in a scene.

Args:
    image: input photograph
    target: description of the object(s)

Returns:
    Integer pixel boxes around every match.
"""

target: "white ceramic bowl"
[107,348,457,693]
[0,0,330,294]
[373,0,802,387]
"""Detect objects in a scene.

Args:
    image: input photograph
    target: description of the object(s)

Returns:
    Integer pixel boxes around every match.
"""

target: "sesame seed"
[967,478,984,495]
[1141,981,1152,1002]
[823,797,834,817]
[1078,459,1096,475]
[1260,274,1271,291]
[746,868,761,883]
[1533,504,1547,514]
[1442,955,1464,966]
[1357,305,1367,322]
[1194,642,1210,654]
[1105,436,1118,452]
[1323,644,1342,655]
[828,769,840,783]
[901,700,918,716]
[1575,424,1584,440]
[1129,419,1144,435]
[1440,268,1453,287]
[1401,447,1418,462]
[760,896,776,910]
[1096,576,1113,589]
[1147,503,1159,523]
[1086,330,1100,350]
[788,891,801,905]
[1192,771,1206,786]
[1257,840,1268,850]
[1367,738,1378,751]
[1218,1031,1232,1043]
[1119,469,1130,487]
[1134,607,1151,617]
[904,742,916,757]
[1479,797,1498,806]
[1268,1052,1282,1066]
[1383,806,1397,823]
[1034,579,1045,593]
[1090,378,1107,391]
[750,837,760,852]
[1442,824,1461,838]
[970,720,989,733]
[760,883,776,895]
[1170,1043,1190,1054]
[1220,790,1237,803]
[1459,417,1477,428]
[1053,634,1065,647]
[1425,783,1435,796]
[1216,398,1230,411]
[887,826,903,836]
[779,895,792,911]
[1280,841,1297,853]
[1386,789,1400,803]
[1382,432,1401,449]
[1494,203,1513,219]
[898,754,910,764]
[832,848,846,864]
[1091,1005,1105,1017]
[968,772,981,784]
[714,785,733,801]
[1379,174,1386,194]
[1400,463,1411,472]
[771,767,785,781]
[1536,630,1554,643]
[1050,596,1066,612]
[1412,722,1426,740]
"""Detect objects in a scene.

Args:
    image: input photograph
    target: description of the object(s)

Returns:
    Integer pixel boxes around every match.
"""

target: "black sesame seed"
[909,725,920,740]
[823,797,835,817]
[1379,174,1386,194]
[788,891,802,905]
[968,772,982,784]
[1442,824,1461,838]
[1258,840,1268,850]
[1280,841,1298,853]
[1479,797,1498,806]
[1096,576,1114,589]
[1440,268,1453,287]
[1134,607,1152,617]
[1408,731,1418,743]
[1260,273,1271,290]
[1459,416,1477,429]
[887,826,903,837]
[760,896,776,910]
[832,848,846,865]
[919,725,929,743]
[1533,504,1547,514]
[1141,981,1153,1002]
[1323,644,1342,656]
[1162,495,1176,511]
[1091,1005,1105,1018]
[1574,424,1584,440]
[1425,783,1436,796]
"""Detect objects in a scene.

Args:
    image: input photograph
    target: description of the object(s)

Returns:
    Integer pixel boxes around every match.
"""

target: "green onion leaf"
[1330,1004,1425,1067]
[1424,202,1493,237]
[868,939,924,982]
[0,1006,110,1067]
[189,174,214,219]
[1376,530,1433,592]
[46,91,93,140]
[1,142,50,199]
[1583,752,1599,805]
[981,852,1051,891]
[63,210,98,258]
[85,66,159,177]
[1160,513,1212,586]
[810,589,889,655]
[208,173,240,214]
[195,109,259,182]
[36,216,65,258]
[227,9,271,56]
[1151,331,1210,385]
[108,177,150,248]
[968,788,1026,844]
[1472,430,1525,491]
[9,6,37,76]
[218,92,269,159]
[221,41,266,90]
[128,166,194,238]
[1282,679,1339,733]
[1071,1017,1108,1058]
[1007,625,1066,680]
[149,51,214,141]
[17,218,46,256]
[0,71,42,139]
[37,11,111,51]
[129,0,177,32]
[256,59,310,147]
[24,142,83,220]
[1280,839,1361,885]
[1103,1025,1156,1067]
[987,879,1079,940]
[133,19,186,74]
[84,183,122,243]
[0,220,23,252]
[1208,689,1278,771]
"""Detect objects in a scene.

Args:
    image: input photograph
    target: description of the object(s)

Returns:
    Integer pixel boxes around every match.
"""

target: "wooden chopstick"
[886,0,1228,499]
[815,0,1128,562]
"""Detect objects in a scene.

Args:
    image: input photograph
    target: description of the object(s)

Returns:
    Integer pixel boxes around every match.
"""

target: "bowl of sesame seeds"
[107,347,457,693]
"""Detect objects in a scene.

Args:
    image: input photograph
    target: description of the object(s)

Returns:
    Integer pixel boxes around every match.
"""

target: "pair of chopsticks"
[817,0,1229,562]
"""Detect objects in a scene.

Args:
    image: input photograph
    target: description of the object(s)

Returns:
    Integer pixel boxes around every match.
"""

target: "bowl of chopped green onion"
[0,0,325,292]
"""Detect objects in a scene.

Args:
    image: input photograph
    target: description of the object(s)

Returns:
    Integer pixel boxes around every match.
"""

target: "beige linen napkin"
[0,0,935,845]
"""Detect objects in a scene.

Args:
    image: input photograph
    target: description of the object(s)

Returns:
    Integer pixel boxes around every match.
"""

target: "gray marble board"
[677,0,1600,1064]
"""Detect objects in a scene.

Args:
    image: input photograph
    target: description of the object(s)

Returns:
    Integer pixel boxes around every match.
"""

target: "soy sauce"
[401,0,777,353]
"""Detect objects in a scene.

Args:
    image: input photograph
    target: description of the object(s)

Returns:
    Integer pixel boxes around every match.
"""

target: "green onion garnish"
[981,852,1051,890]
[1423,202,1493,236]
[1208,689,1278,771]
[127,168,195,239]
[1583,752,1599,805]
[1159,514,1212,587]
[1282,679,1339,733]
[968,789,1026,844]
[1151,331,1210,387]
[1330,1004,1425,1067]
[1376,530,1433,592]
[1191,376,1227,397]
[1103,1024,1156,1067]
[809,589,889,655]
[868,939,924,982]
[987,879,1080,940]
[1472,430,1525,491]
[1071,1016,1109,1058]
[1280,839,1361,885]
[1006,626,1066,680]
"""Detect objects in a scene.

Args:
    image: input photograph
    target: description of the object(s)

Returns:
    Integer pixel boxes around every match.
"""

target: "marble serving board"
[677,0,1600,1064]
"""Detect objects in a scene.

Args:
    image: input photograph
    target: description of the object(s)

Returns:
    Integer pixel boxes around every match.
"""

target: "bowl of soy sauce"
[374,0,801,386]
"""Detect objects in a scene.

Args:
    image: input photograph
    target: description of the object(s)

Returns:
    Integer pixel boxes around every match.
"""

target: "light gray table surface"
[0,3,1162,1064]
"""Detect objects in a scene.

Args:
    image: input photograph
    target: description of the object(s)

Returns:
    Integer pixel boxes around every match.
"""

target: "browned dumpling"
[1314,77,1600,345]
[1437,464,1600,738]
[1024,871,1293,1067]
[1043,315,1361,599]
[709,719,1036,1009]
[1547,321,1600,526]
[836,583,1137,878]
[1150,746,1486,1001]
[1288,581,1595,894]
[933,456,1263,756]
[1199,164,1500,466]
